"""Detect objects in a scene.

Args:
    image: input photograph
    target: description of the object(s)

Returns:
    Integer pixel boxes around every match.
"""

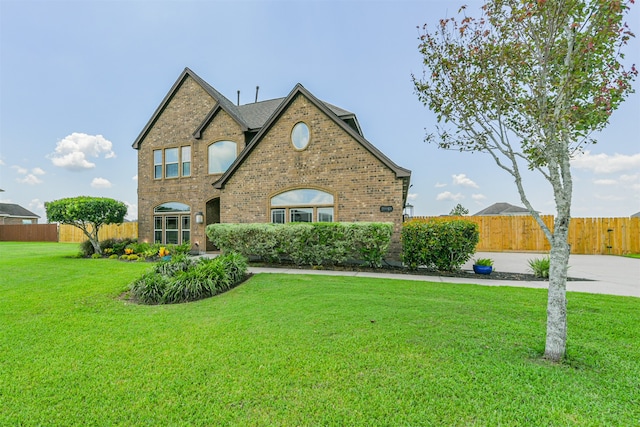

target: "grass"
[624,253,640,259]
[1,242,638,425]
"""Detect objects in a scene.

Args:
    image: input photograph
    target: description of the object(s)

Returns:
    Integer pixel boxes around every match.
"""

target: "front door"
[206,198,221,252]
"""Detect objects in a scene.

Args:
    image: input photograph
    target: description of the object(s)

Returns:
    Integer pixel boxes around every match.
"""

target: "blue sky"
[1,0,638,221]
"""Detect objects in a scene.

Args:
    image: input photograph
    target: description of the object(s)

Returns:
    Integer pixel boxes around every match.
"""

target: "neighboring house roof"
[0,203,40,218]
[473,202,530,216]
[213,83,411,199]
[631,211,640,218]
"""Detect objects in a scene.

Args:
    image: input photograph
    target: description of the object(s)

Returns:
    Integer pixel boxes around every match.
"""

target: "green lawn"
[1,242,638,425]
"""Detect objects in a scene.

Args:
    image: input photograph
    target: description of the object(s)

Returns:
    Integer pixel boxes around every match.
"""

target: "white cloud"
[124,201,137,220]
[132,174,138,181]
[11,165,28,175]
[452,173,479,188]
[434,182,447,188]
[29,199,45,217]
[91,177,112,188]
[619,174,639,184]
[32,167,46,175]
[472,193,487,201]
[49,133,116,171]
[572,151,640,174]
[436,191,464,201]
[17,174,43,185]
[407,193,418,201]
[593,193,625,202]
[0,158,5,166]
[594,179,617,185]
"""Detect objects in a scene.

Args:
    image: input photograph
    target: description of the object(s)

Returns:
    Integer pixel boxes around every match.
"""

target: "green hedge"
[401,219,479,271]
[206,222,393,268]
[129,252,248,305]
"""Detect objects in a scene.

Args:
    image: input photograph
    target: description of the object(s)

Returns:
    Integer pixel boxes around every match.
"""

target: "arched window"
[153,202,190,244]
[208,141,237,174]
[270,189,334,223]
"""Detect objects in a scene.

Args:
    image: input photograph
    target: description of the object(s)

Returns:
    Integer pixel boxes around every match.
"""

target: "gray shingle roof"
[0,203,40,218]
[473,202,530,216]
[133,67,362,149]
[237,98,286,130]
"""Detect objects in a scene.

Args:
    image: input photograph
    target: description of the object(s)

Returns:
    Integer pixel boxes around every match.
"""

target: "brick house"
[133,68,411,257]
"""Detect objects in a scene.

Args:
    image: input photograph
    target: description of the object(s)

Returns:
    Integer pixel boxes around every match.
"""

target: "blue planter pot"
[473,265,493,275]
[161,255,172,261]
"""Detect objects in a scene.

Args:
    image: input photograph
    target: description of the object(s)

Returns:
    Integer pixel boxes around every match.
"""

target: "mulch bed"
[249,262,591,282]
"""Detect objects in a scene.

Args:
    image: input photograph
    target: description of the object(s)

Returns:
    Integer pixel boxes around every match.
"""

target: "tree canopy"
[46,196,128,254]
[413,0,636,361]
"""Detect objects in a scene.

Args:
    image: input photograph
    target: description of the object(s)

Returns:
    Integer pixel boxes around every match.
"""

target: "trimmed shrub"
[347,222,393,268]
[401,219,479,271]
[206,222,393,267]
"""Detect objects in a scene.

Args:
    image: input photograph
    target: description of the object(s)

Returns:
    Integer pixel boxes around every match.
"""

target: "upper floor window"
[208,140,237,174]
[270,188,334,223]
[153,146,191,179]
[165,148,179,178]
[291,122,310,150]
[181,146,191,177]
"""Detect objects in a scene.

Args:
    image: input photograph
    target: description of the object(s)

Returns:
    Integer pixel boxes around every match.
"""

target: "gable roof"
[0,203,40,218]
[473,202,530,216]
[132,67,248,149]
[213,83,411,192]
[134,67,364,147]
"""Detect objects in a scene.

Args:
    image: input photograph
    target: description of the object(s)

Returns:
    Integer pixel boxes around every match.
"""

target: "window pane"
[208,141,237,174]
[154,216,162,229]
[317,208,334,222]
[166,216,178,230]
[271,209,285,224]
[155,202,190,213]
[182,230,190,243]
[165,231,179,244]
[154,150,162,179]
[182,146,191,177]
[165,148,178,178]
[154,231,163,244]
[290,208,313,223]
[182,215,190,230]
[271,189,333,206]
[165,148,178,163]
[291,122,310,149]
[165,163,179,178]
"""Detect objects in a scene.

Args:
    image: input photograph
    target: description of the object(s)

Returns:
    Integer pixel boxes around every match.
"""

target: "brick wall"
[136,75,223,248]
[220,93,405,258]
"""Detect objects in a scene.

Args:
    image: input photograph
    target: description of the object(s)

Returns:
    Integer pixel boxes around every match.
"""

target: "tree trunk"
[544,215,570,362]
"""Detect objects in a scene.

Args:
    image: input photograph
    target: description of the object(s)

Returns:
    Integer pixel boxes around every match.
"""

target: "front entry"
[205,198,221,252]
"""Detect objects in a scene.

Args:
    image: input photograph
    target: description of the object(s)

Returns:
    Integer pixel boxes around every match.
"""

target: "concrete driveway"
[248,252,640,298]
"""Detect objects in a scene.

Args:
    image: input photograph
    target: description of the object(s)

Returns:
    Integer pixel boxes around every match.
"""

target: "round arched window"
[291,122,310,150]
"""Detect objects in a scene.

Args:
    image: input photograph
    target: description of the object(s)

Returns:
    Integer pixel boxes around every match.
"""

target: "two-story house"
[133,68,411,258]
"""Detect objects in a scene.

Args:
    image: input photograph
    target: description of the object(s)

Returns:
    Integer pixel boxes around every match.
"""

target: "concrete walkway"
[247,252,640,298]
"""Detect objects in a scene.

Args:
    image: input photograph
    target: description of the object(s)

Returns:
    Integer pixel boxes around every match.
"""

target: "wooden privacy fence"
[0,224,58,242]
[410,216,640,255]
[58,222,139,243]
